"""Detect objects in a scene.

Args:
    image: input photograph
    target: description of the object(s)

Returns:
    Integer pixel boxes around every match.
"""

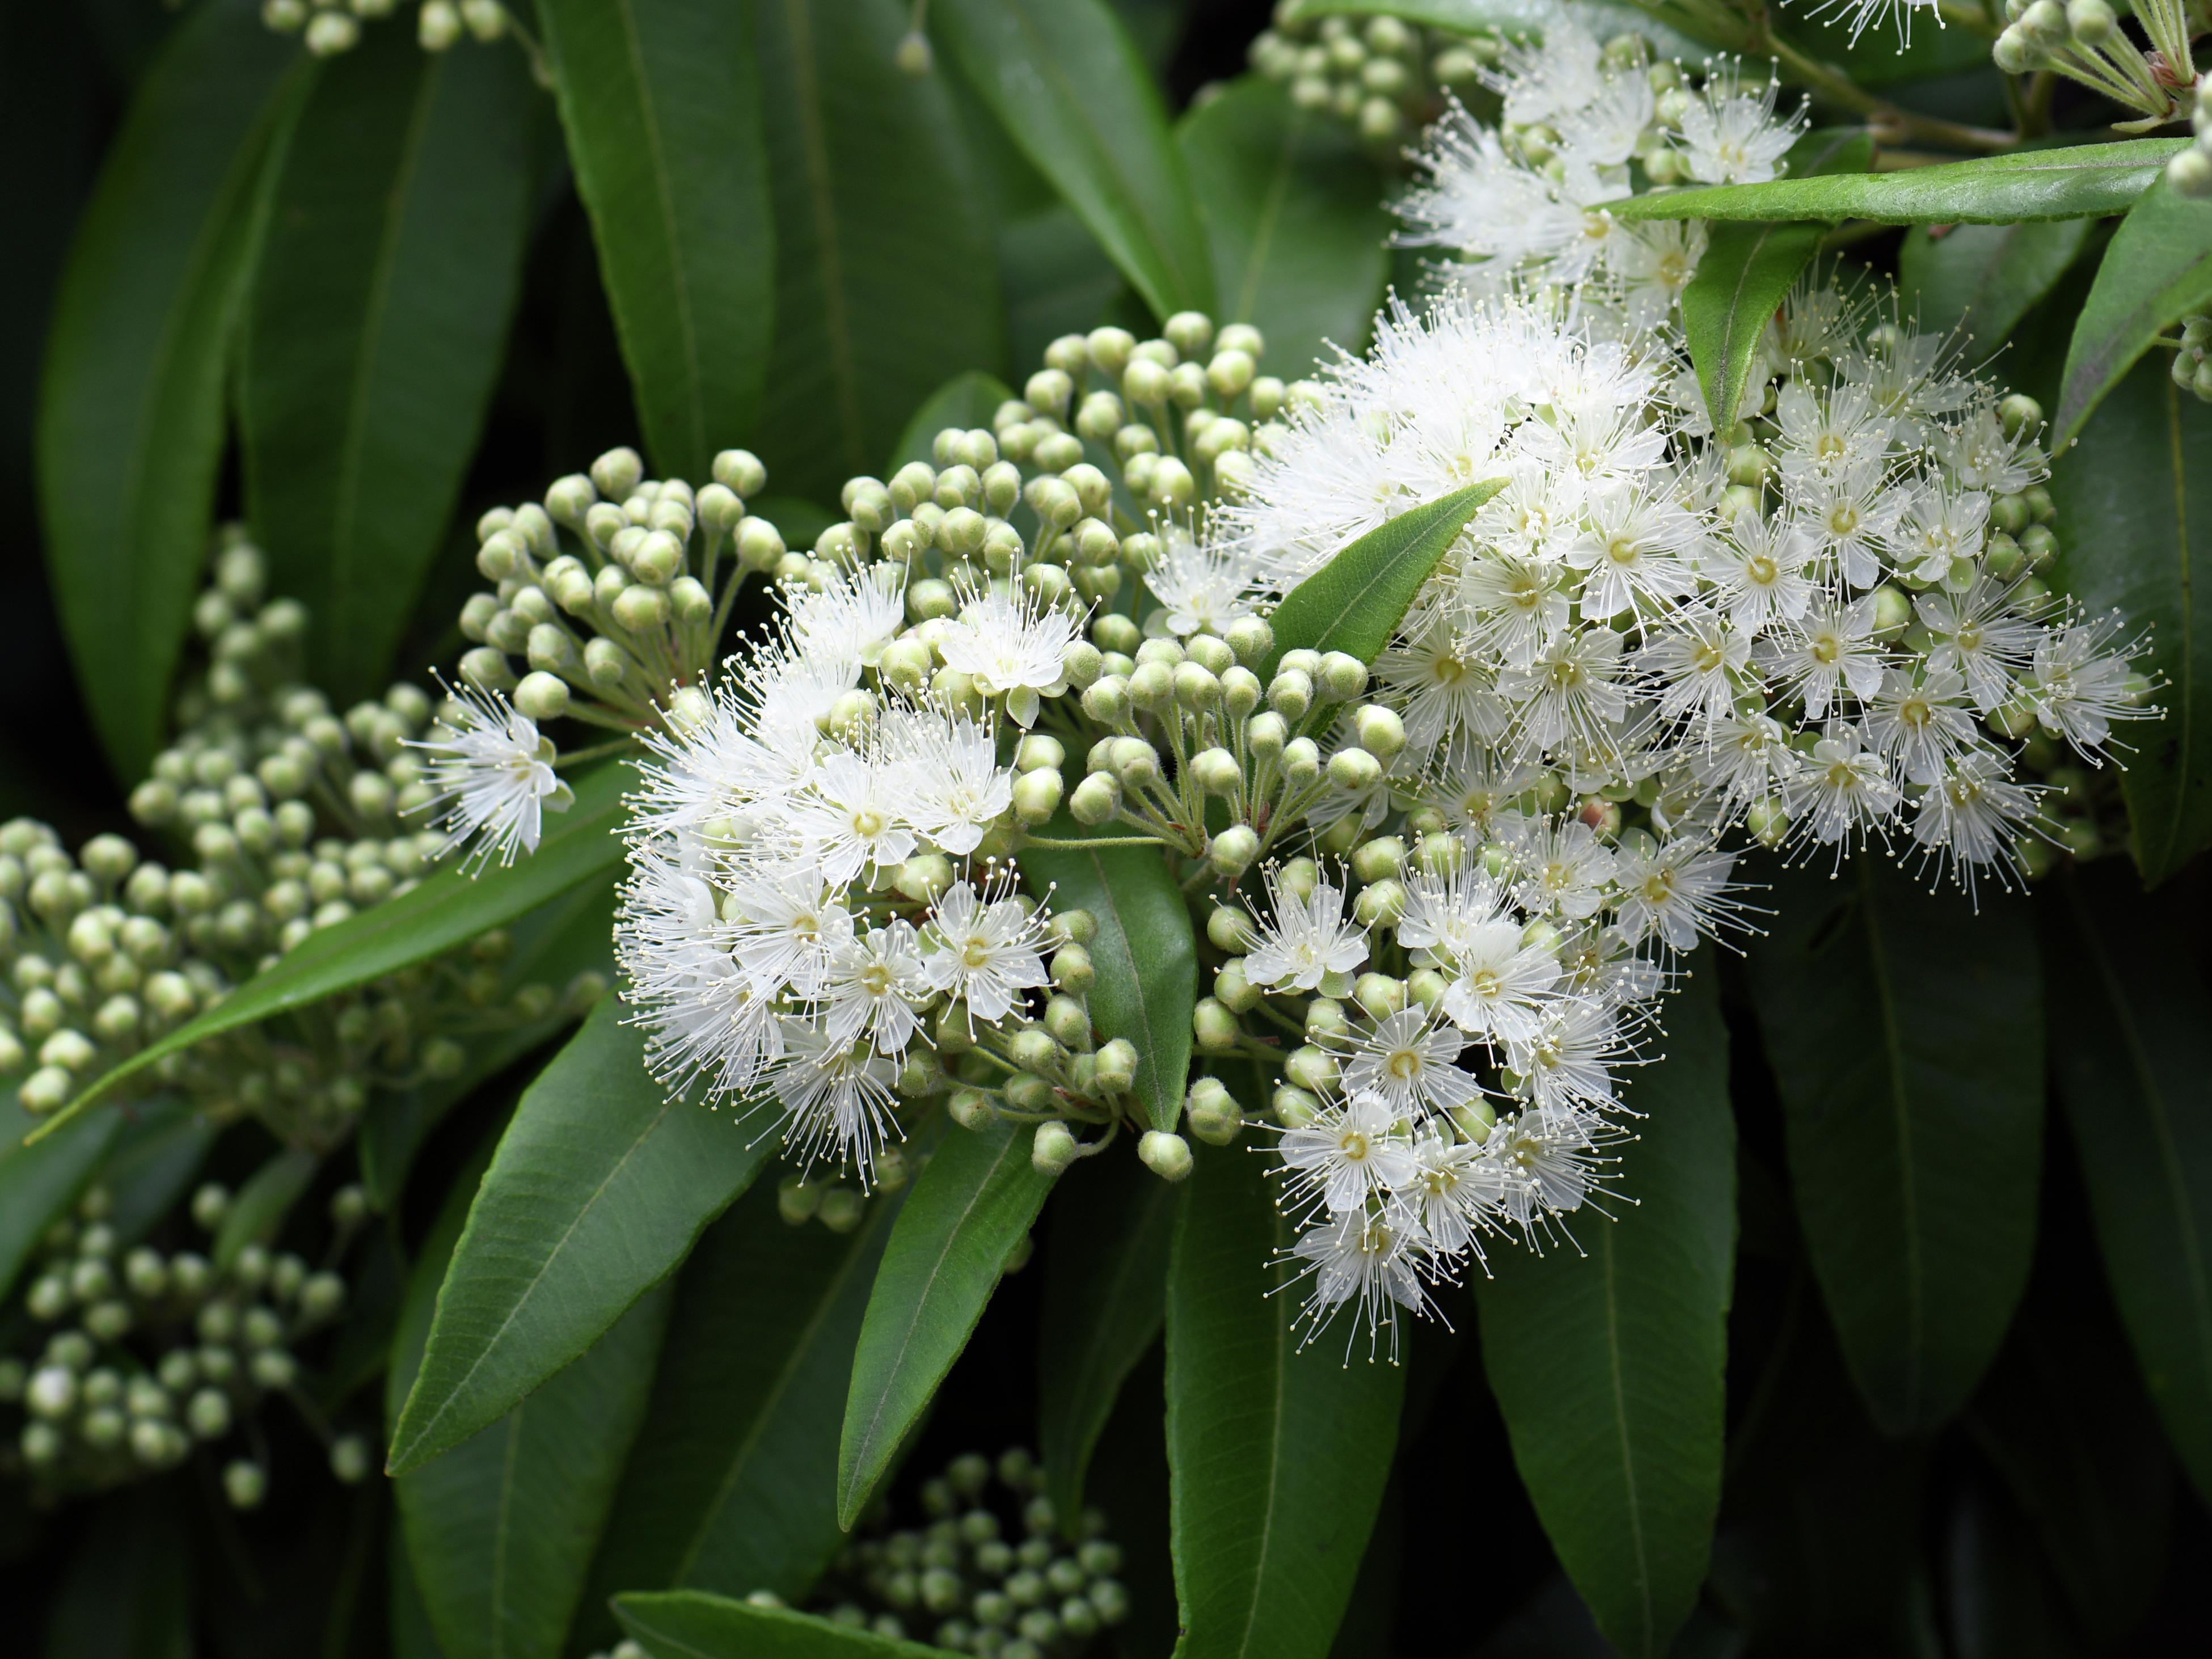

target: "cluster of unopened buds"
[2167,75,2212,198]
[1247,3,1496,147]
[259,0,514,57]
[2171,309,2212,400]
[1992,0,2201,129]
[0,1178,373,1508]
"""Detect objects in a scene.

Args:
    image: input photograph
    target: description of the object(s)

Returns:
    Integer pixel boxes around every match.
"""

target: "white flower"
[1500,625,1631,761]
[1670,61,1805,186]
[1791,724,1902,847]
[767,1020,900,1182]
[1609,834,1742,953]
[1797,0,1943,48]
[1865,664,1978,786]
[1281,1090,1418,1216]
[822,922,927,1056]
[1706,509,1814,636]
[1636,606,1751,731]
[1761,597,1884,720]
[2029,612,2151,758]
[1564,483,1701,620]
[1881,482,1990,585]
[1373,610,1509,755]
[1145,533,1258,637]
[1509,1001,1626,1115]
[1434,914,1562,1045]
[1242,866,1368,993]
[790,750,917,885]
[1502,817,1618,921]
[785,561,907,668]
[724,862,854,998]
[1399,1132,1505,1259]
[1916,579,2045,714]
[935,580,1081,727]
[408,685,571,870]
[888,706,1012,858]
[1339,1009,1480,1119]
[922,877,1050,1024]
[1486,1107,1607,1226]
[1911,749,2041,889]
[1289,1206,1432,1350]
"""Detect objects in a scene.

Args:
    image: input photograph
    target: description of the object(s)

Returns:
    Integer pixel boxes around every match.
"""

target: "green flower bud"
[1191,748,1243,797]
[1328,747,1382,792]
[1069,771,1122,826]
[1093,1038,1138,1094]
[1012,769,1064,826]
[1281,737,1322,788]
[1286,1045,1339,1092]
[1316,652,1367,703]
[224,1459,268,1510]
[819,1187,866,1233]
[1032,1121,1080,1177]
[948,1088,995,1131]
[1354,704,1406,759]
[1138,1129,1194,1182]
[1208,825,1259,878]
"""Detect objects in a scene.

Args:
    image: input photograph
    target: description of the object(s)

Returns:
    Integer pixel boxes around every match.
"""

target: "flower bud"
[1213,958,1260,1014]
[1353,877,1406,928]
[1328,747,1382,792]
[1069,772,1122,826]
[1138,1130,1193,1182]
[1208,825,1259,878]
[1281,738,1322,787]
[1286,1045,1339,1092]
[1206,905,1257,953]
[1191,748,1242,797]
[1032,1121,1079,1176]
[1092,1039,1138,1094]
[1051,942,1095,993]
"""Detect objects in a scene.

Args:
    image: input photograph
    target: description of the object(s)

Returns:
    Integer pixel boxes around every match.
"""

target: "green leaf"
[1682,128,1872,432]
[1774,10,1991,87]
[34,0,304,782]
[1038,1151,1175,1527]
[41,1489,192,1659]
[752,0,1003,502]
[1263,479,1508,673]
[537,0,775,483]
[1165,1140,1405,1659]
[1177,78,1390,382]
[98,1098,219,1244]
[388,998,771,1474]
[1605,140,2188,225]
[1473,971,1734,1659]
[211,1145,319,1269]
[41,761,632,1141]
[838,1118,1054,1527]
[1276,0,1715,61]
[617,1592,944,1658]
[2045,862,2212,1506]
[890,371,1018,474]
[2049,358,2212,885]
[389,1120,672,1659]
[1001,204,1126,376]
[1897,218,2092,357]
[1745,858,2043,1434]
[934,0,1215,322]
[239,24,538,707]
[0,1097,122,1305]
[579,1179,904,1650]
[2053,177,2212,447]
[1016,821,1196,1135]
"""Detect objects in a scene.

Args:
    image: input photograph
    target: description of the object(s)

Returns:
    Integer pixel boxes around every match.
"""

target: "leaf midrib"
[2152,377,2197,873]
[778,0,863,476]
[1222,1207,1291,1658]
[1599,1222,1656,1653]
[1229,103,1298,326]
[1859,859,1926,1420]
[1087,846,1174,1126]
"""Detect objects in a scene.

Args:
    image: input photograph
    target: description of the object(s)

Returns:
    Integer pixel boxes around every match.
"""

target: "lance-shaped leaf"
[35,0,304,782]
[0,1098,121,1302]
[890,371,1017,473]
[1261,478,1506,673]
[388,999,772,1473]
[2054,177,2212,447]
[1746,858,2042,1434]
[618,1592,943,1657]
[2045,863,2212,1506]
[38,761,632,1141]
[1177,77,1390,380]
[390,1122,672,1659]
[1474,971,1734,1659]
[239,24,537,707]
[933,0,1215,322]
[577,1179,902,1652]
[838,1119,1054,1527]
[1016,818,1196,1135]
[1039,1150,1176,1527]
[1164,1141,1405,1659]
[1897,219,2092,356]
[212,1146,318,1269]
[41,1488,194,1658]
[537,0,774,483]
[1681,128,1871,432]
[2049,358,2212,885]
[1605,140,2187,226]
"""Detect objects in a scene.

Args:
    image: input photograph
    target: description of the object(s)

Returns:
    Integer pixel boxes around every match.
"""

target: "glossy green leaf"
[2054,178,2212,447]
[1263,479,1508,673]
[1746,858,2042,1434]
[1001,204,1126,375]
[537,0,775,483]
[0,1097,121,1303]
[579,1179,903,1650]
[41,1489,192,1659]
[1682,128,1872,432]
[34,0,303,781]
[839,1118,1054,1527]
[934,0,1214,322]
[1474,972,1734,1659]
[98,1098,218,1244]
[2049,358,2212,885]
[1897,218,2092,356]
[42,761,632,1140]
[389,1121,671,1659]
[890,371,1018,474]
[1039,1150,1175,1527]
[618,1592,943,1658]
[212,1145,318,1268]
[239,24,537,707]
[1166,1140,1405,1659]
[2045,863,2212,1506]
[1605,140,2188,226]
[389,998,771,1474]
[1178,78,1390,382]
[753,0,1002,501]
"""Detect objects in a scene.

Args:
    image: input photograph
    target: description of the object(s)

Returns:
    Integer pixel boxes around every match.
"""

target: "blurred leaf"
[239,24,537,707]
[390,1119,672,1659]
[618,1592,942,1657]
[1177,78,1389,382]
[391,1529,448,1659]
[98,1097,218,1244]
[1682,128,1871,432]
[1475,972,1735,1659]
[0,1096,121,1303]
[752,0,1002,502]
[838,1118,1053,1527]
[1039,1151,1175,1528]
[1774,11,1993,87]
[1263,479,1506,673]
[40,1488,191,1659]
[1606,140,2187,225]
[389,999,771,1474]
[1001,204,1126,377]
[1016,819,1197,1135]
[211,1144,318,1268]
[577,1177,903,1652]
[538,0,775,483]
[2054,177,2212,447]
[33,0,303,782]
[2046,862,2212,1506]
[934,0,1215,322]
[44,762,632,1140]
[889,371,1018,474]
[1746,859,2042,1434]
[1165,1141,1405,1659]
[1898,218,2092,358]
[2050,358,2212,885]
[1941,1475,2083,1659]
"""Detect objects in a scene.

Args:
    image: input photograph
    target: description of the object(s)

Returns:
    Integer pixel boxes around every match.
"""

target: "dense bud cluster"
[1247,2,1495,147]
[2171,309,2212,401]
[2168,75,2212,199]
[1991,0,2198,126]
[0,1177,372,1506]
[259,0,516,58]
